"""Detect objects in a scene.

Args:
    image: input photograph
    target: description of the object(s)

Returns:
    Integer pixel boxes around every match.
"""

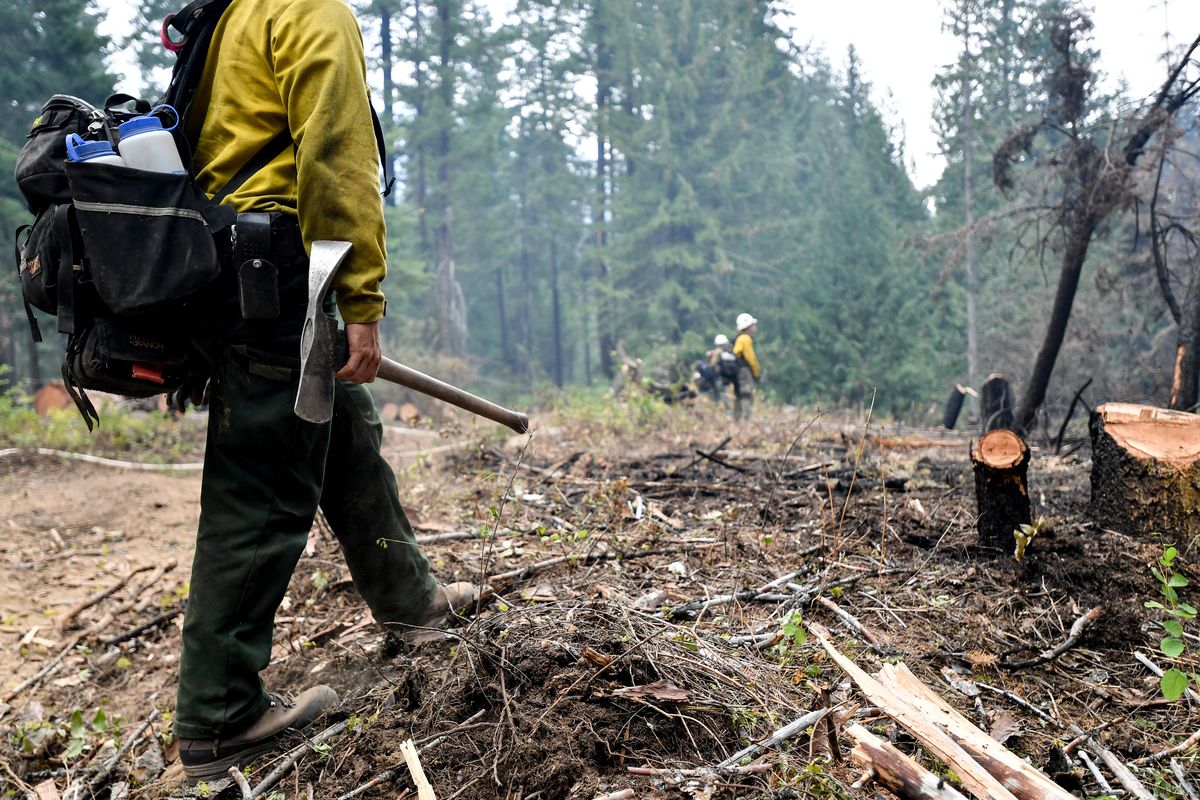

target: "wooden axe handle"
[376,357,530,434]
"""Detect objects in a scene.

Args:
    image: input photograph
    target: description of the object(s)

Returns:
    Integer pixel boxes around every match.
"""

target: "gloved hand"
[169,373,210,414]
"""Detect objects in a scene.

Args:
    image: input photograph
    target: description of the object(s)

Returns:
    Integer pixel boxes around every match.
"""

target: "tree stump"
[980,374,1015,432]
[971,429,1031,552]
[1089,403,1200,541]
[941,384,968,430]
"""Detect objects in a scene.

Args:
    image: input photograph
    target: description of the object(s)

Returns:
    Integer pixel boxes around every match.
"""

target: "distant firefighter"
[702,334,737,408]
[732,313,761,421]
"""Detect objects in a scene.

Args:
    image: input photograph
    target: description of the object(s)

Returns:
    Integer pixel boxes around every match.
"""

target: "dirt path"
[0,426,467,683]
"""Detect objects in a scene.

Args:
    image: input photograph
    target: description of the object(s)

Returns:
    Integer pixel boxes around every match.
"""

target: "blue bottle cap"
[118,115,166,138]
[65,133,117,162]
[117,104,180,139]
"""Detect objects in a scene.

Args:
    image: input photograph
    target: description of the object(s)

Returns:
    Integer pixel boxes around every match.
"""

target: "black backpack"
[13,0,391,428]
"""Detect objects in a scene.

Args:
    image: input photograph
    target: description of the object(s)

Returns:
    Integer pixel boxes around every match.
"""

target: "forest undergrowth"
[0,401,1195,799]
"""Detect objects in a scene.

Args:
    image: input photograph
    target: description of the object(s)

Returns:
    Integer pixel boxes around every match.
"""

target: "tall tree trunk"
[1171,266,1200,411]
[516,157,535,377]
[412,0,433,341]
[379,2,394,120]
[495,266,512,371]
[961,20,980,417]
[378,1,397,208]
[1014,213,1097,432]
[433,0,465,357]
[551,236,563,387]
[577,228,593,385]
[593,3,614,379]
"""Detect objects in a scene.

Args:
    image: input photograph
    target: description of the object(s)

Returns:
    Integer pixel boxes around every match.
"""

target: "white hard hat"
[713,334,729,346]
[736,312,758,331]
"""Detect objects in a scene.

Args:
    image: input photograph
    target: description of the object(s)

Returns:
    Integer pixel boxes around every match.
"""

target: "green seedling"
[1144,544,1199,700]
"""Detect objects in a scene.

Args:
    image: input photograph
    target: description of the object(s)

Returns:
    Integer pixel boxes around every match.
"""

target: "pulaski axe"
[295,241,530,433]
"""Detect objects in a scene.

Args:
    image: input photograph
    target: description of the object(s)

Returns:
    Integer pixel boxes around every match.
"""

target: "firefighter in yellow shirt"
[732,313,761,420]
[172,0,474,781]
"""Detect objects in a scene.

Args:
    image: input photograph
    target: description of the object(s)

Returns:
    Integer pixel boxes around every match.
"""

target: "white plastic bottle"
[116,105,186,174]
[65,133,126,167]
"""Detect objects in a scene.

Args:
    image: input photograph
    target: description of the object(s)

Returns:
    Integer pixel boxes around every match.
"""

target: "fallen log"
[847,724,969,800]
[971,429,1031,552]
[1088,403,1200,541]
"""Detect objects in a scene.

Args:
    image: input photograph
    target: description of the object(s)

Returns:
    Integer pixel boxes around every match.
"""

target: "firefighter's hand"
[169,375,209,415]
[336,322,381,383]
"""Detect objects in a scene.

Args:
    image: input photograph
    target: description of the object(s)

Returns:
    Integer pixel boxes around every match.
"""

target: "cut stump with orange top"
[971,428,1031,552]
[1089,403,1200,541]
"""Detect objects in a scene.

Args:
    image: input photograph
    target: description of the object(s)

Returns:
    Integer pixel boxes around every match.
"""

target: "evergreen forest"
[3,0,1200,427]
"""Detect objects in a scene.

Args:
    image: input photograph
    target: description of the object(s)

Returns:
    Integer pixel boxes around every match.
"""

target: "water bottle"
[116,104,186,174]
[65,134,126,167]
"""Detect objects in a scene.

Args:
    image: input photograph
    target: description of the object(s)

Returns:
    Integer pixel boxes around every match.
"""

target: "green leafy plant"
[781,611,809,648]
[1144,545,1198,700]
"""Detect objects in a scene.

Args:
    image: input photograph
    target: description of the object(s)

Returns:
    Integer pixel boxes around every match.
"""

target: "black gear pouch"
[14,95,98,213]
[64,316,192,397]
[16,204,82,315]
[64,160,232,315]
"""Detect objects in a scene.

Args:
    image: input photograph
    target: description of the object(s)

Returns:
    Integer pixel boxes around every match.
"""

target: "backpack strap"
[370,105,395,198]
[13,224,42,343]
[210,108,393,206]
[54,205,77,336]
[61,358,99,432]
[161,0,234,125]
[211,130,294,206]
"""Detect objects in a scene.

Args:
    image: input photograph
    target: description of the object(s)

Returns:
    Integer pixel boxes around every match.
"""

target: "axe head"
[294,240,353,423]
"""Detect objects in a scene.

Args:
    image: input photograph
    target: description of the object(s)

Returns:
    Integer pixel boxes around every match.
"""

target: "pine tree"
[0,0,115,385]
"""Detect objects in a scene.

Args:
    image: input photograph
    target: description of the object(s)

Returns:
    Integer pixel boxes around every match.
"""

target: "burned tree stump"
[941,384,968,430]
[971,429,1031,552]
[980,374,1015,432]
[1089,403,1200,541]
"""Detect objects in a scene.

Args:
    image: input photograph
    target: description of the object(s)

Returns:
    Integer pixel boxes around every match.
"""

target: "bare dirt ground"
[1,403,1196,799]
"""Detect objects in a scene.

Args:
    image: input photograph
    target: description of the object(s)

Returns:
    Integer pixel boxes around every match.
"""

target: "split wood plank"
[400,738,437,800]
[846,724,969,800]
[810,624,1020,800]
[882,664,1076,800]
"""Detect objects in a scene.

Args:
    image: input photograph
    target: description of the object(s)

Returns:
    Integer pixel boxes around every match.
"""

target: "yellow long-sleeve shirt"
[733,332,760,379]
[187,0,387,323]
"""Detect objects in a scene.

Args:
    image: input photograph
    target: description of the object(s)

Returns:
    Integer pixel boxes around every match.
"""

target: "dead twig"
[57,565,154,628]
[999,606,1102,670]
[1133,727,1200,764]
[715,707,830,768]
[89,708,160,791]
[228,766,254,800]
[816,596,889,653]
[1172,759,1200,800]
[1077,749,1114,795]
[1089,737,1154,800]
[248,719,349,799]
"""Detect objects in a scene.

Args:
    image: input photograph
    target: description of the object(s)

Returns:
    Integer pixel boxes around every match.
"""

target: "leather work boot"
[417,581,485,627]
[381,582,486,655]
[178,685,339,781]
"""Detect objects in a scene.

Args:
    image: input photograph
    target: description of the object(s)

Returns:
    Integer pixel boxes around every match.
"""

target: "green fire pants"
[173,254,436,741]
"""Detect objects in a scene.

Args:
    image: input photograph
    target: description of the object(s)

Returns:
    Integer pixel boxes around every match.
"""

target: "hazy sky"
[97,0,1200,188]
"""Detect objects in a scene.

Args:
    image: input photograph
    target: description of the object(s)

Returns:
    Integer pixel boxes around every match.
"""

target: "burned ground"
[0,405,1195,799]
